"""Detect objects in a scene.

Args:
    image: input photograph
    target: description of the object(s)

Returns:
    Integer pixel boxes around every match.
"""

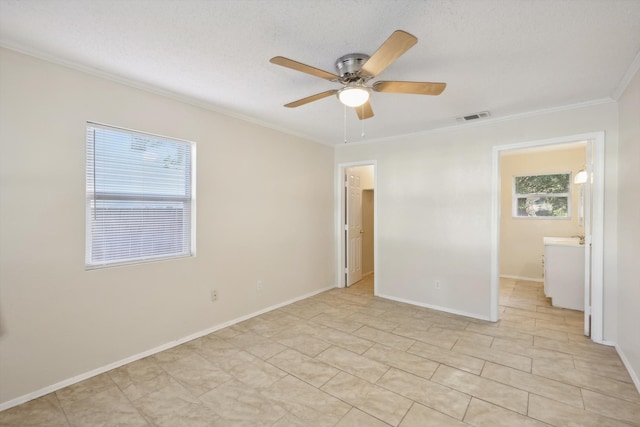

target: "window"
[513,173,570,218]
[86,123,195,268]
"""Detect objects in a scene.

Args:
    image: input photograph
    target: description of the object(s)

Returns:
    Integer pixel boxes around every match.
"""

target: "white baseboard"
[615,344,640,394]
[500,274,544,283]
[376,293,493,322]
[0,285,335,412]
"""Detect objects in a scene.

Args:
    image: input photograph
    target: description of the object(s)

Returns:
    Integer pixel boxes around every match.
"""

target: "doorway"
[491,132,605,343]
[336,161,376,293]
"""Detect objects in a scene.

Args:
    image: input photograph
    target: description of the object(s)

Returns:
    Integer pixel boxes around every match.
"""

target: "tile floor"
[1,276,639,426]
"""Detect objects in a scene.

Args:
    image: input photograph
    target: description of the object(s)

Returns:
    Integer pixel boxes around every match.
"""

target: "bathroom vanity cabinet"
[543,237,585,311]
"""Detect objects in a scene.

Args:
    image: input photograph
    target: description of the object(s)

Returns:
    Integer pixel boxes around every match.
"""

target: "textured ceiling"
[1,0,639,145]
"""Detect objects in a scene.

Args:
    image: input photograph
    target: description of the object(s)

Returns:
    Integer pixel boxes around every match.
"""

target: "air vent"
[457,111,491,122]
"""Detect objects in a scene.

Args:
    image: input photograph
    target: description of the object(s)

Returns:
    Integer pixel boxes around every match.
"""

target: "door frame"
[336,161,377,292]
[491,131,605,343]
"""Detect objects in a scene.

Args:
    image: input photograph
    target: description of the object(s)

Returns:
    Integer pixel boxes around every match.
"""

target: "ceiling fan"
[270,30,446,120]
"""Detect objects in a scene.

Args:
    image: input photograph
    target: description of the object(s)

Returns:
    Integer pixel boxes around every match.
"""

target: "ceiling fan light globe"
[338,87,370,107]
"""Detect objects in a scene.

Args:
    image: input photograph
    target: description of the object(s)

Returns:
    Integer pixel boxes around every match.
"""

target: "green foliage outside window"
[514,173,570,217]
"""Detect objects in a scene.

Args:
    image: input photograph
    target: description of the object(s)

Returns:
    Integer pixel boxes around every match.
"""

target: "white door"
[583,142,593,337]
[346,168,363,286]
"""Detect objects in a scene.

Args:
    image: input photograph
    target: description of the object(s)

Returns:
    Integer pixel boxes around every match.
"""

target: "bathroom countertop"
[543,237,583,247]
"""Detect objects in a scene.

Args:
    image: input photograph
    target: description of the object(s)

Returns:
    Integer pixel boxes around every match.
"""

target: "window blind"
[86,123,195,268]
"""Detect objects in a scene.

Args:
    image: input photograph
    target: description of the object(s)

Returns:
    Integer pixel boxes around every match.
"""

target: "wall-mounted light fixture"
[574,169,588,184]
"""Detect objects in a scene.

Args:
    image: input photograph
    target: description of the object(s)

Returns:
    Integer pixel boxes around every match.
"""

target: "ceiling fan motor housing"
[335,53,370,82]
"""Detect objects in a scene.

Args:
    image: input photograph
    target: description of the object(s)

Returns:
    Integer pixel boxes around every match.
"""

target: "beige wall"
[500,146,586,280]
[335,101,619,331]
[0,48,335,405]
[616,67,640,388]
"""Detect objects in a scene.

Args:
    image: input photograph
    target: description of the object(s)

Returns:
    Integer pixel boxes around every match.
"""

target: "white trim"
[491,132,605,342]
[615,344,640,393]
[0,42,331,147]
[377,294,492,322]
[612,49,640,100]
[338,98,615,147]
[589,132,606,344]
[335,161,377,294]
[0,285,334,412]
[0,43,619,148]
[500,275,544,283]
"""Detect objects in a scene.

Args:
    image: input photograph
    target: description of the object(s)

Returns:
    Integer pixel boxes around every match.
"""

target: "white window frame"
[512,172,571,219]
[85,122,196,269]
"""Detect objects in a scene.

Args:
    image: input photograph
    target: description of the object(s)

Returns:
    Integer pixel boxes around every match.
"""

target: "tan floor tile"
[224,331,287,360]
[490,337,575,369]
[5,275,638,427]
[268,348,339,388]
[463,398,548,427]
[528,393,632,427]
[186,335,243,364]
[534,336,616,359]
[582,389,640,425]
[311,324,374,354]
[363,343,439,379]
[266,375,351,427]
[481,361,583,407]
[431,365,528,415]
[536,305,584,319]
[574,356,634,383]
[533,360,640,404]
[392,324,458,350]
[334,407,390,427]
[353,325,415,351]
[376,368,470,420]
[109,357,172,401]
[422,314,471,330]
[217,350,286,389]
[316,346,389,383]
[55,373,118,408]
[0,394,69,427]
[466,322,534,345]
[271,413,311,427]
[64,386,148,427]
[530,326,570,341]
[500,314,536,333]
[399,403,467,427]
[211,325,244,339]
[321,371,412,426]
[408,340,485,375]
[236,316,288,338]
[504,307,564,324]
[199,379,287,426]
[156,352,232,396]
[536,319,585,335]
[279,300,335,320]
[452,339,532,372]
[347,312,399,332]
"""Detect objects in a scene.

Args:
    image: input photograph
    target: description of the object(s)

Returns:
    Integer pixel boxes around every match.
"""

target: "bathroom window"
[86,122,195,268]
[513,173,570,218]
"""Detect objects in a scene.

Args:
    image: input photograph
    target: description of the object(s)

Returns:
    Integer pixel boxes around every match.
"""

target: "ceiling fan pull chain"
[361,105,365,138]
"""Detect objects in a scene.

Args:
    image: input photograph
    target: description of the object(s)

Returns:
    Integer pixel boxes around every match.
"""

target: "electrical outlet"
[435,280,441,289]
[257,280,263,291]
[210,290,218,301]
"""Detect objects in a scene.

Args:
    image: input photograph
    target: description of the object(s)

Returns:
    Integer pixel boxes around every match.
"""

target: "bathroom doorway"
[492,132,605,343]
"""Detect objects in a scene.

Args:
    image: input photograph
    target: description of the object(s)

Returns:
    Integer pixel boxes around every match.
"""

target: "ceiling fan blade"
[270,56,340,81]
[284,90,338,108]
[360,30,418,78]
[355,100,374,120]
[372,81,446,95]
